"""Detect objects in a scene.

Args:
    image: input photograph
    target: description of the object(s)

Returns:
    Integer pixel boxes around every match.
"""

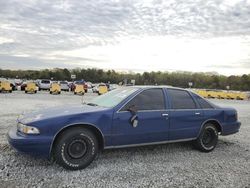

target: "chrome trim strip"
[49,122,105,158]
[104,138,196,149]
[117,109,168,113]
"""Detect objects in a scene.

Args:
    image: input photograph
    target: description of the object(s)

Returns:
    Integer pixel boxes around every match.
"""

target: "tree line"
[0,68,250,91]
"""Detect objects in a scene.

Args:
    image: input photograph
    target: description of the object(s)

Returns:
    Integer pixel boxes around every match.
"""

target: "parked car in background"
[86,82,93,89]
[97,83,108,95]
[0,80,12,93]
[21,82,27,91]
[59,81,69,91]
[92,84,98,93]
[71,80,88,93]
[8,79,17,91]
[109,84,118,91]
[25,82,38,94]
[8,86,241,170]
[38,79,51,91]
[14,79,22,87]
[50,82,61,94]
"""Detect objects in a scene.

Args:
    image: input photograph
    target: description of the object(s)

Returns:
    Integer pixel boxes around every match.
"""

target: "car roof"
[130,85,186,90]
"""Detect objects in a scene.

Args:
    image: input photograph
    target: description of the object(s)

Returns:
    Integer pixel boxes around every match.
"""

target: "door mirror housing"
[127,105,137,114]
[130,114,138,128]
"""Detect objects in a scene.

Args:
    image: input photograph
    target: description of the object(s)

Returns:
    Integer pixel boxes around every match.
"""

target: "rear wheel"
[193,123,218,152]
[54,127,99,170]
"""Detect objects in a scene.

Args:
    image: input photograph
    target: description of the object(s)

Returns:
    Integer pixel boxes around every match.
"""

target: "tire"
[193,123,218,152]
[54,127,99,170]
[35,90,37,93]
[74,92,76,95]
[25,91,27,93]
[50,91,52,94]
[9,90,12,93]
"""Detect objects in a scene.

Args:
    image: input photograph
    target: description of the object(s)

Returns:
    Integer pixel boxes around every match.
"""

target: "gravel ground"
[0,91,249,188]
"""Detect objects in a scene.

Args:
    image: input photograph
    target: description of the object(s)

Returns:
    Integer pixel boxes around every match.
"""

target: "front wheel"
[54,127,99,170]
[193,123,218,152]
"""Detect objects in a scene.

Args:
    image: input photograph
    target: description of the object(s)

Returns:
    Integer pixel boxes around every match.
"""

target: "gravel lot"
[0,91,249,188]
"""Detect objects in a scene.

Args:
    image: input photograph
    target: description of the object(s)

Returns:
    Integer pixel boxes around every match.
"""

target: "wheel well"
[50,124,104,159]
[206,120,222,133]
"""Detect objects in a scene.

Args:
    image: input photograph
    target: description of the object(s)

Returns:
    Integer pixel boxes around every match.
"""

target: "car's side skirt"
[104,138,196,149]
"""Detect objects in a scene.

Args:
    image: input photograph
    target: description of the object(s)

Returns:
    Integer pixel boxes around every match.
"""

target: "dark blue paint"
[7,86,241,159]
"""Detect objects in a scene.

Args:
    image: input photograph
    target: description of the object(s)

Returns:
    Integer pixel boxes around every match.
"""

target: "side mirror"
[128,105,138,127]
[127,105,137,115]
[130,114,138,128]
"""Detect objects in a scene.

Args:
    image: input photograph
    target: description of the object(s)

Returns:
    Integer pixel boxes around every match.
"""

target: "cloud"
[0,0,250,75]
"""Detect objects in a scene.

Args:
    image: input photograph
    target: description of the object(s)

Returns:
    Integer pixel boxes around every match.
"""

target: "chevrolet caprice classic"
[8,86,241,170]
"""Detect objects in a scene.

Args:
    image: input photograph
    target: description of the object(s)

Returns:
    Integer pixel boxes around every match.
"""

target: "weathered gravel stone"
[0,92,249,188]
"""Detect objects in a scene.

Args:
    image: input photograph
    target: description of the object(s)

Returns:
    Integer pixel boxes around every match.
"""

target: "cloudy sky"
[0,0,250,75]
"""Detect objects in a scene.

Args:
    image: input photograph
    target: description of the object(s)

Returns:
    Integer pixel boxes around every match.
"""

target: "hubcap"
[202,128,216,148]
[67,139,87,159]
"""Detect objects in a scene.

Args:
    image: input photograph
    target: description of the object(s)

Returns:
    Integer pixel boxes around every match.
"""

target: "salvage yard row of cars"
[0,78,117,95]
[1,78,249,100]
[194,89,250,100]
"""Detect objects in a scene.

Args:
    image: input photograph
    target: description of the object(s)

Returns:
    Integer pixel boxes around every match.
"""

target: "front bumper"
[221,121,241,136]
[7,126,53,158]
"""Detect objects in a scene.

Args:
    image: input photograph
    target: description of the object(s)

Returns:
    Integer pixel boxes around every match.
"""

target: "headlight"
[17,123,40,134]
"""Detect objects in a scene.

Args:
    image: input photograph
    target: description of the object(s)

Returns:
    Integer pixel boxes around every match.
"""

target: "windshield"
[88,87,138,108]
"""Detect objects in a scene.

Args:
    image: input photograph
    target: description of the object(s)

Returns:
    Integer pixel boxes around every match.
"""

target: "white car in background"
[38,79,51,90]
[59,81,69,91]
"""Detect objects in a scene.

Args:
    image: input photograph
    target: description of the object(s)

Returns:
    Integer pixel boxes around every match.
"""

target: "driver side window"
[121,89,165,111]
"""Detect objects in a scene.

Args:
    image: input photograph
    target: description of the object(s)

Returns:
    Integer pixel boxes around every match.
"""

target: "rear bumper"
[7,127,53,159]
[221,121,241,136]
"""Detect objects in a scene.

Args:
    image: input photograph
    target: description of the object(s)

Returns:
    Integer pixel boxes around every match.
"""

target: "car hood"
[18,104,108,124]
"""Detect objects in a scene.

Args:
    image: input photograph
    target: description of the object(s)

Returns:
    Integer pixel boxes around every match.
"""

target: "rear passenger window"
[121,89,165,111]
[168,89,196,109]
[193,94,214,109]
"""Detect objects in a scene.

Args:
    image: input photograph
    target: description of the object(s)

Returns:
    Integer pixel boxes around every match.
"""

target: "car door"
[112,88,170,146]
[166,88,205,140]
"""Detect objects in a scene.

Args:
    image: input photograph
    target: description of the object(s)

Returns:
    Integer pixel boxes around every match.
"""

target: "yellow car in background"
[74,84,85,95]
[50,82,61,94]
[216,91,228,99]
[235,92,248,100]
[206,90,220,98]
[196,90,209,98]
[98,83,108,95]
[25,82,37,94]
[0,81,12,93]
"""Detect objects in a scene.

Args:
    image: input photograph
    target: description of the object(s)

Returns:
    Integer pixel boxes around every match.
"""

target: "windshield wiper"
[86,103,98,106]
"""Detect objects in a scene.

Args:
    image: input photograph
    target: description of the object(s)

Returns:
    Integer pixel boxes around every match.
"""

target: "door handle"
[195,112,201,115]
[162,113,169,117]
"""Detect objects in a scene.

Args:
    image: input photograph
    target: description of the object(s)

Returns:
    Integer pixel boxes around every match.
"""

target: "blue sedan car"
[8,86,241,170]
